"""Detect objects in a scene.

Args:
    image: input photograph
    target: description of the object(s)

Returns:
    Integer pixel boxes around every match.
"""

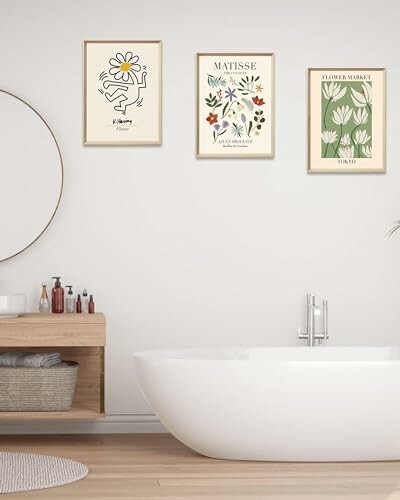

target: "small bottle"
[65,286,75,313]
[39,283,50,313]
[88,294,95,314]
[51,276,64,313]
[82,289,89,313]
[76,294,82,313]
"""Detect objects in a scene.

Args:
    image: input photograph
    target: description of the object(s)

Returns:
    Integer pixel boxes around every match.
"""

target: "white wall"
[1,0,400,427]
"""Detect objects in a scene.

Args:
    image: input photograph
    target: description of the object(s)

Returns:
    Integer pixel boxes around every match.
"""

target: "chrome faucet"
[298,293,328,346]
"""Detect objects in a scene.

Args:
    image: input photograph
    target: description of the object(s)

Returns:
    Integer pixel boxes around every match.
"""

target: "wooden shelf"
[0,313,106,324]
[0,403,104,421]
[0,313,105,347]
[0,313,106,421]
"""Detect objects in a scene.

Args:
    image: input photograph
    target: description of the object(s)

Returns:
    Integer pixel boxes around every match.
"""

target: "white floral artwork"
[322,88,371,159]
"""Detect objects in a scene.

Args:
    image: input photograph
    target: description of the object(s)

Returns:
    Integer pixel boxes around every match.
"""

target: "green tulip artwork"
[308,68,385,173]
[321,81,372,160]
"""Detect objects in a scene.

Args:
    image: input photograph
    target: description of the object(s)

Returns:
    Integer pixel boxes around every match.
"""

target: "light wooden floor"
[2,434,400,499]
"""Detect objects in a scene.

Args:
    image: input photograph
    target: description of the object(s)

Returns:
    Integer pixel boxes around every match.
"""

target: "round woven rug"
[0,452,88,494]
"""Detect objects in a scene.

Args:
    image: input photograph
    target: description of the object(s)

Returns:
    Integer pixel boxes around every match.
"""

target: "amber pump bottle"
[51,276,64,313]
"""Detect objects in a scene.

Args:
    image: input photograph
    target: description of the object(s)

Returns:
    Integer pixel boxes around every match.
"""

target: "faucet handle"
[298,327,308,340]
[323,299,328,339]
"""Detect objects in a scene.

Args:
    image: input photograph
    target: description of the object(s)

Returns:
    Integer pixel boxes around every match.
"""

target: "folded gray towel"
[0,352,21,367]
[0,352,62,368]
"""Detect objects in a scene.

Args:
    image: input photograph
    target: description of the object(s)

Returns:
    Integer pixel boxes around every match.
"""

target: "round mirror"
[0,90,63,262]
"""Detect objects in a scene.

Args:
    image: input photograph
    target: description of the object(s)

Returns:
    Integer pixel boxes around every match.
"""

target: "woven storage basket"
[0,361,79,411]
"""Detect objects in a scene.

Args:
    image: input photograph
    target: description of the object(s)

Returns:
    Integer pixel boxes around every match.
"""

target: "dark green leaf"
[248,121,253,134]
[257,124,261,129]
[260,118,265,122]
[222,101,229,116]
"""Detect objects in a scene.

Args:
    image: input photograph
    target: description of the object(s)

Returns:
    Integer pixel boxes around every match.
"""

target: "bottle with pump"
[39,283,50,313]
[65,286,75,313]
[51,277,64,314]
[82,289,89,313]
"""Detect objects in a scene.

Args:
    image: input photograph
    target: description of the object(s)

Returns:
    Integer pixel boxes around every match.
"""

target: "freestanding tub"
[133,347,400,462]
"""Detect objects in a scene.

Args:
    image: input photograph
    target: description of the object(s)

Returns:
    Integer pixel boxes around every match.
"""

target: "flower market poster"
[197,53,274,158]
[308,68,385,173]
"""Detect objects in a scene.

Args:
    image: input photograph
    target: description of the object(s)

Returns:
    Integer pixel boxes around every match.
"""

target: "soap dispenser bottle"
[51,276,64,313]
[65,286,75,313]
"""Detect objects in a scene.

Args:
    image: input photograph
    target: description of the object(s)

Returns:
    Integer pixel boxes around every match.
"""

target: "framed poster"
[308,68,385,173]
[84,40,162,145]
[197,53,274,158]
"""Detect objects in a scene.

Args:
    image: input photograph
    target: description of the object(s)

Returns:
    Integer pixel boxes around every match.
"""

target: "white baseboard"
[0,414,167,434]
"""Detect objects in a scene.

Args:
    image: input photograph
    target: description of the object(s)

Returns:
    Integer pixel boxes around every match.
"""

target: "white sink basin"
[0,294,26,318]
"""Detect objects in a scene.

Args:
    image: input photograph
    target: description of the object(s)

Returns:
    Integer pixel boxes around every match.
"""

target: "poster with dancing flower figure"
[84,41,162,145]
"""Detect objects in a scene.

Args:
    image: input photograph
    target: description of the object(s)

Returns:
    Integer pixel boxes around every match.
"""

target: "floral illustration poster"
[308,68,385,173]
[197,53,274,158]
[84,41,162,145]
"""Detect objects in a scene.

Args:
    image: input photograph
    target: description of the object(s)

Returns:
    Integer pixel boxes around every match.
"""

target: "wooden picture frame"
[196,53,274,158]
[308,68,385,173]
[84,40,162,145]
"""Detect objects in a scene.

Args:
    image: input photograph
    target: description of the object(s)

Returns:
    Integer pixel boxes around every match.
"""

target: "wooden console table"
[0,313,105,420]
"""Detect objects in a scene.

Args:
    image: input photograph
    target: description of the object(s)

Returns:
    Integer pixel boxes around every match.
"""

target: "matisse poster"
[308,68,385,173]
[197,53,274,158]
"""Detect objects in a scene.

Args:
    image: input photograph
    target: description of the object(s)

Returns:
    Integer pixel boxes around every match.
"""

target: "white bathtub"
[133,347,400,462]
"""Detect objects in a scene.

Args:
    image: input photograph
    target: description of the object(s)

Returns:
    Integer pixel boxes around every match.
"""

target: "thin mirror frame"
[0,89,64,263]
